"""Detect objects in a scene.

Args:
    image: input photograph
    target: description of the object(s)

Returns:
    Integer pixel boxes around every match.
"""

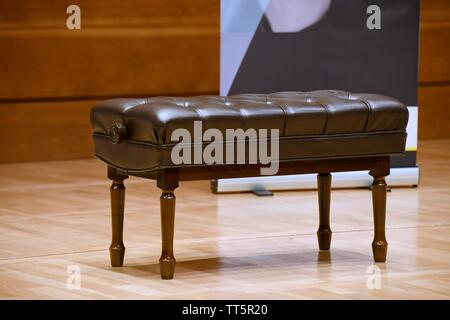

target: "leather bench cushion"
[90,90,408,172]
[91,90,408,144]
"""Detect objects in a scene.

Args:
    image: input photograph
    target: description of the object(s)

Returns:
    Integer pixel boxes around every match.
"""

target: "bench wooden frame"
[107,155,390,279]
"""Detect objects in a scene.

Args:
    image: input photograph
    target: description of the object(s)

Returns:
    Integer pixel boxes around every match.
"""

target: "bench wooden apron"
[90,90,408,279]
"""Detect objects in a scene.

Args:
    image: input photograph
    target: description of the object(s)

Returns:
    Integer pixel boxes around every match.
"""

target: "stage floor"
[0,140,449,299]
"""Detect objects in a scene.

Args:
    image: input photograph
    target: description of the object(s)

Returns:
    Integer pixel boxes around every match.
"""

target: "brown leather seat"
[91,90,408,172]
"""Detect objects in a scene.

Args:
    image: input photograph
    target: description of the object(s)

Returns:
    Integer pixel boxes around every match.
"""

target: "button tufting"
[91,91,408,145]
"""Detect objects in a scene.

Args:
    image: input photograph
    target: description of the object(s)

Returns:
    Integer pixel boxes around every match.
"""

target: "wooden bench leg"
[370,175,388,262]
[369,157,390,262]
[157,170,179,279]
[108,167,128,267]
[159,189,176,279]
[317,173,332,250]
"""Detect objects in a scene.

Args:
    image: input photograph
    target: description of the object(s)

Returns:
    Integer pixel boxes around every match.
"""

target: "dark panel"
[230,0,419,106]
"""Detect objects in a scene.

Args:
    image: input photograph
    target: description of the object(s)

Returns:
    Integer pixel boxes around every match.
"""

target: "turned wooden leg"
[317,173,332,250]
[157,169,179,280]
[108,167,128,267]
[369,158,390,262]
[159,189,176,279]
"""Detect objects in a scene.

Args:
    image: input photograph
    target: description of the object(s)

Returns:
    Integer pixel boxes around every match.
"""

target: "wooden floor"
[0,140,449,299]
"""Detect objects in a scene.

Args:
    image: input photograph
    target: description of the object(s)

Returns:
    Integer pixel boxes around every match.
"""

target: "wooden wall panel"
[0,100,95,162]
[418,0,450,139]
[0,31,219,100]
[419,0,450,84]
[418,85,450,140]
[419,25,450,84]
[0,0,219,163]
[0,0,219,100]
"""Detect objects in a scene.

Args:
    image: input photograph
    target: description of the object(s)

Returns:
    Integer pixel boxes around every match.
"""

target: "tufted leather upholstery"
[91,90,408,172]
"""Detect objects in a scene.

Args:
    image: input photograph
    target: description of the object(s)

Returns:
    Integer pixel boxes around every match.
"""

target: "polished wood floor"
[0,140,449,299]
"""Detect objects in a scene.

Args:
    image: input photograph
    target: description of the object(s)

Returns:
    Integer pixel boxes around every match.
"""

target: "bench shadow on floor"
[106,249,374,279]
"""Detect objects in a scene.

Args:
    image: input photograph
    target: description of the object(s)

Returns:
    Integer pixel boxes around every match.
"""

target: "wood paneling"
[0,0,220,100]
[418,85,450,139]
[419,0,450,84]
[0,100,95,162]
[418,0,450,139]
[0,32,218,100]
[0,0,219,163]
[419,25,450,84]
